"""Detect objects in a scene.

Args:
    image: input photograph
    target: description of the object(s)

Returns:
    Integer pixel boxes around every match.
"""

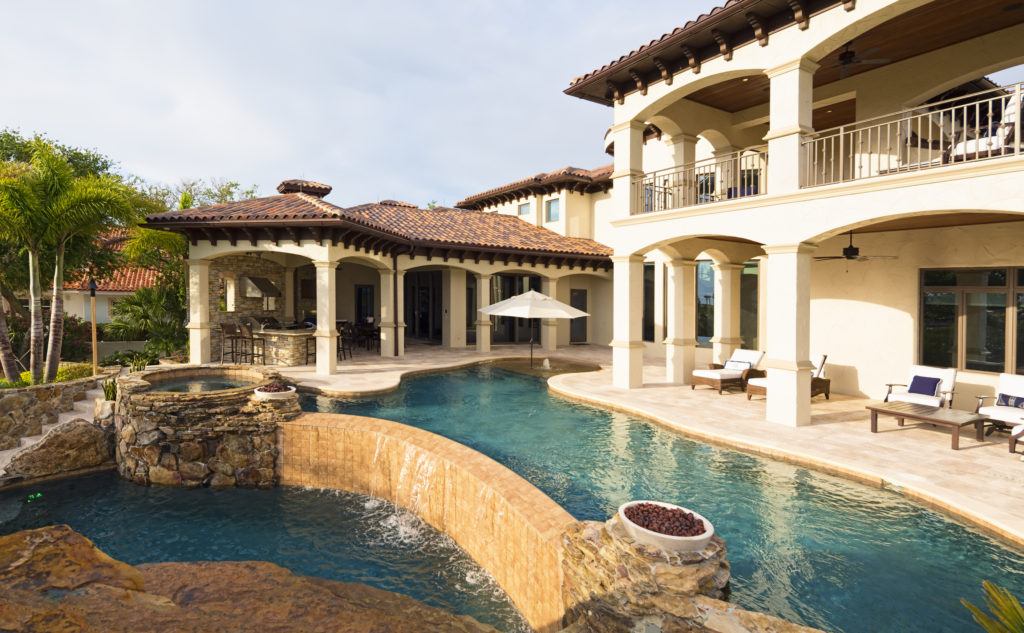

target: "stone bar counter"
[256,329,314,366]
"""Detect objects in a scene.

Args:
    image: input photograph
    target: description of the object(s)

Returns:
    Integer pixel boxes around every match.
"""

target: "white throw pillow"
[724,360,750,371]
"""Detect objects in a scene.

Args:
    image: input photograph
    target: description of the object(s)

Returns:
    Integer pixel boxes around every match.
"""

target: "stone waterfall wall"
[115,367,299,488]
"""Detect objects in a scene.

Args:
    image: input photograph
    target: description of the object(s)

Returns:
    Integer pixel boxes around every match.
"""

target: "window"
[545,198,560,222]
[696,260,715,348]
[740,260,759,350]
[355,285,374,324]
[920,268,1024,374]
[518,202,531,216]
[642,263,655,342]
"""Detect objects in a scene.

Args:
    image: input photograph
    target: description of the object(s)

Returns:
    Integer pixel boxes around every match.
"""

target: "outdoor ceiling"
[852,213,1024,234]
[656,0,1024,114]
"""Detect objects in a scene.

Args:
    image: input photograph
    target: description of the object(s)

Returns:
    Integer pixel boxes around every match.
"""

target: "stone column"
[710,262,743,364]
[764,59,818,194]
[609,120,645,219]
[442,268,467,348]
[395,270,406,357]
[283,266,296,321]
[611,255,644,389]
[756,256,768,350]
[313,261,338,375]
[379,269,396,357]
[540,277,558,352]
[764,244,816,426]
[665,259,696,384]
[475,273,492,353]
[186,259,211,365]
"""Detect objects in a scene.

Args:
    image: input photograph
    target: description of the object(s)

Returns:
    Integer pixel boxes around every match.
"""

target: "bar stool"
[305,336,316,365]
[220,323,243,363]
[338,325,354,361]
[238,322,266,365]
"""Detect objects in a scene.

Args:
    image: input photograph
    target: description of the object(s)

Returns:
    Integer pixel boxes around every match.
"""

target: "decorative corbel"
[787,0,809,29]
[843,0,856,10]
[711,29,732,61]
[628,69,648,95]
[746,12,768,46]
[680,45,701,74]
[652,57,673,85]
[606,80,624,105]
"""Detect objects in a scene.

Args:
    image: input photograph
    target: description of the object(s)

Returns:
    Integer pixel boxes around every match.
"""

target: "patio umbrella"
[480,290,589,366]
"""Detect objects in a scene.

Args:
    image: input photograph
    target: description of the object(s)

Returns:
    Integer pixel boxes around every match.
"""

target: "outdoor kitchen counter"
[257,328,314,366]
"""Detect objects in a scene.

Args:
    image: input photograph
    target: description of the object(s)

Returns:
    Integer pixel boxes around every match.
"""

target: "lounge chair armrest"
[707,363,725,370]
[941,389,955,408]
[885,383,907,388]
[974,394,994,413]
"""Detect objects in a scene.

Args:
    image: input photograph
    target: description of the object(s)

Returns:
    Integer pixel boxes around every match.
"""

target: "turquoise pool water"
[150,377,252,392]
[0,473,527,631]
[306,365,1024,633]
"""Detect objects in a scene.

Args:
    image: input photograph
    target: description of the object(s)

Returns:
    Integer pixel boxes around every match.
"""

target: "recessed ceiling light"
[827,109,833,113]
[742,77,750,82]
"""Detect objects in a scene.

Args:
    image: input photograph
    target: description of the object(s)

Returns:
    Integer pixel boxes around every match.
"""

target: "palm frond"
[962,581,1024,633]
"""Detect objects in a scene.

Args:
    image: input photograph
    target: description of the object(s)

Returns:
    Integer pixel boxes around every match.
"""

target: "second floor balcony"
[631,82,1023,216]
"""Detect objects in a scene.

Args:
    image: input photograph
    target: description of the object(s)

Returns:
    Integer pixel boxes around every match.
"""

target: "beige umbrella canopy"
[480,290,588,365]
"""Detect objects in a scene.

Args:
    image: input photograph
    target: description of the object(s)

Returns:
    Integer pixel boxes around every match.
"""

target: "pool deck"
[279,345,1024,548]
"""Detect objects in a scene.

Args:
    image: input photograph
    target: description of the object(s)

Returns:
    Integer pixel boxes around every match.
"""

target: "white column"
[764,59,817,194]
[442,268,467,348]
[540,277,558,352]
[611,255,644,389]
[283,266,296,321]
[313,260,338,375]
[763,244,816,426]
[395,270,406,357]
[665,259,696,384]
[756,256,768,350]
[668,133,697,166]
[711,262,743,364]
[609,120,645,218]
[476,273,492,353]
[379,269,396,357]
[187,259,211,365]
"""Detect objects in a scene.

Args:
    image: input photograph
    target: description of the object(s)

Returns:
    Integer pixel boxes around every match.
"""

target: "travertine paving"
[280,345,1024,547]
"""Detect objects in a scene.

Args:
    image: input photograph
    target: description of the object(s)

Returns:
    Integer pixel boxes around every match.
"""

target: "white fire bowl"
[618,500,714,553]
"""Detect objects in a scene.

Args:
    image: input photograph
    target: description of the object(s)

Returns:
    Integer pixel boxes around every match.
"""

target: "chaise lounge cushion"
[694,368,744,380]
[978,405,1024,424]
[888,365,957,408]
[980,374,1024,424]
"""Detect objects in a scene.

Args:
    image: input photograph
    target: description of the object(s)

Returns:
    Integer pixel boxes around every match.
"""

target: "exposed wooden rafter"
[746,12,768,46]
[652,57,673,85]
[679,45,701,74]
[711,29,732,61]
[606,81,623,105]
[787,0,809,29]
[628,68,648,95]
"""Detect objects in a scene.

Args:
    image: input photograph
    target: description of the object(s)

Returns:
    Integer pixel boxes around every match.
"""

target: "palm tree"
[105,286,186,356]
[0,140,130,383]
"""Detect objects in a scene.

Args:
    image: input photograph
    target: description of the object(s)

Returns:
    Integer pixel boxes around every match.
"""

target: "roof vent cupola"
[277,179,332,198]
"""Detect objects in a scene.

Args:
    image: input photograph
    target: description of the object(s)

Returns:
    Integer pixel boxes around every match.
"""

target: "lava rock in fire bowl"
[618,500,714,552]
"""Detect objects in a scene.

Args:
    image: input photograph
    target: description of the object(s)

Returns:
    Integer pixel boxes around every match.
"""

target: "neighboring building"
[150,0,1024,428]
[62,231,158,323]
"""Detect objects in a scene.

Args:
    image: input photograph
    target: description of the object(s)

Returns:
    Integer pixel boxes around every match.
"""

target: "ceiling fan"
[830,42,891,79]
[814,232,898,262]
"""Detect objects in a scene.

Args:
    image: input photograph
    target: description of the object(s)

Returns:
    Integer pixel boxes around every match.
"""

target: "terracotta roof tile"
[65,266,158,293]
[456,164,613,209]
[146,194,340,224]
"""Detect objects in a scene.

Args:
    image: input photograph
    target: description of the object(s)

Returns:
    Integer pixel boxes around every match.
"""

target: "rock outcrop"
[0,525,497,633]
[4,418,113,479]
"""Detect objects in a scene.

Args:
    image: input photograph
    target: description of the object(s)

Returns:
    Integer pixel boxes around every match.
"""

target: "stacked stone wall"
[208,255,286,361]
[0,375,100,450]
[115,366,299,489]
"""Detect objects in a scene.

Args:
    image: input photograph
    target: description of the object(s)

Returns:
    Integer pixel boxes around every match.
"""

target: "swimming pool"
[0,473,527,632]
[306,364,1024,633]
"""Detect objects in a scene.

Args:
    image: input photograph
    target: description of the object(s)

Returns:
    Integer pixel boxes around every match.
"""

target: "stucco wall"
[810,221,1024,406]
[277,413,576,633]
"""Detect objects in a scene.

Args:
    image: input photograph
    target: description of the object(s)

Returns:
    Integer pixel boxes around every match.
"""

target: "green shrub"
[0,378,28,390]
[101,349,158,368]
[17,362,93,385]
[102,378,117,401]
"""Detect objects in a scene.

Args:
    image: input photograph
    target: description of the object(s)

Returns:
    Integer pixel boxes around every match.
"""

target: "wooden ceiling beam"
[680,46,701,74]
[242,227,257,246]
[200,228,217,246]
[652,57,673,85]
[746,13,768,46]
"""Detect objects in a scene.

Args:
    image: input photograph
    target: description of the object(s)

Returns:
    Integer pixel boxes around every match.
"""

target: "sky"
[5,2,1023,209]
[1,0,692,207]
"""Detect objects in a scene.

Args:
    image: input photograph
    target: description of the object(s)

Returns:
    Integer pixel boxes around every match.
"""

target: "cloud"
[1,0,687,206]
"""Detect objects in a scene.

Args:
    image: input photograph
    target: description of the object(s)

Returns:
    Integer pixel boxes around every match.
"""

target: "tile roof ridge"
[295,192,345,217]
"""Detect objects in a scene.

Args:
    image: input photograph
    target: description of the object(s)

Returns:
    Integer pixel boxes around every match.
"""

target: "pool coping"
[291,354,1024,550]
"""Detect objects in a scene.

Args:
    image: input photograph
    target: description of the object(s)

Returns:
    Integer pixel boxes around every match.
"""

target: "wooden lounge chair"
[745,354,830,400]
[691,349,764,394]
[1011,425,1024,454]
[975,373,1024,446]
[884,364,957,408]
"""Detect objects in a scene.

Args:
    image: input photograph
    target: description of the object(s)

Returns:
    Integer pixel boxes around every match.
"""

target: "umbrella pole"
[530,319,534,367]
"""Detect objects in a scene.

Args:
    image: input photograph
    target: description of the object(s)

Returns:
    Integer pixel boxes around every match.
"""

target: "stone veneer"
[278,412,823,633]
[208,255,286,361]
[0,374,105,450]
[115,366,299,488]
